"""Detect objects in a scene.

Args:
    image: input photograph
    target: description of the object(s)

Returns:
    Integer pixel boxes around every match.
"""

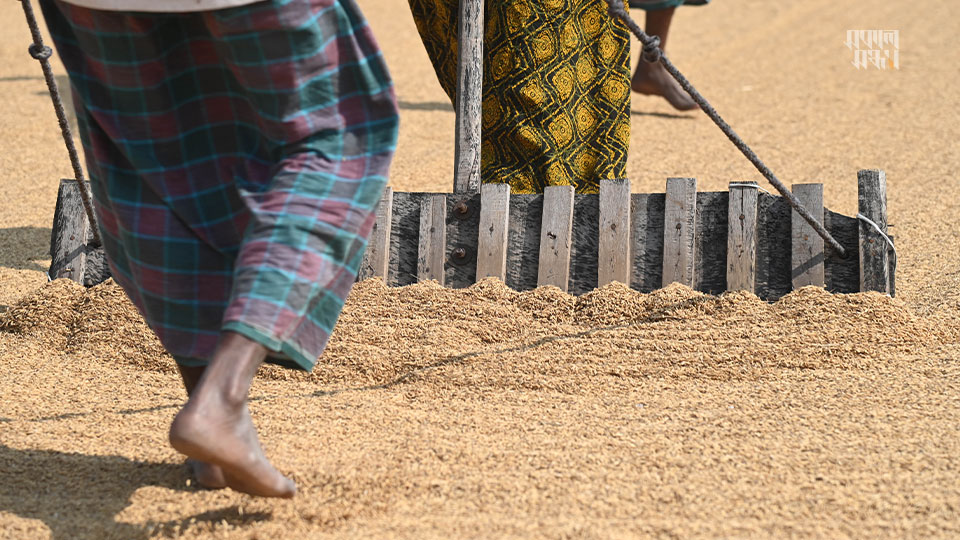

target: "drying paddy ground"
[1,0,959,538]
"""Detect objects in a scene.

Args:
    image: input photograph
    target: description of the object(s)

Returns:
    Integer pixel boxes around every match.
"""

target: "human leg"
[630,7,698,110]
[42,0,397,498]
[204,0,398,372]
[174,364,227,490]
[170,333,295,498]
[169,0,398,496]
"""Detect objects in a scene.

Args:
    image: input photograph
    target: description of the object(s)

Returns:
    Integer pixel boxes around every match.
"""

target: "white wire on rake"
[856,212,898,276]
[728,182,773,196]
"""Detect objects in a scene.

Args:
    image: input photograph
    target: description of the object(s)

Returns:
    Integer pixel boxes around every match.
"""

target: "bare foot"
[171,400,294,497]
[186,458,227,490]
[169,333,296,498]
[631,60,698,111]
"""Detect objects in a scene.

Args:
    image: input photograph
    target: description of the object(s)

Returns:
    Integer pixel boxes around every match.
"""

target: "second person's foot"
[631,61,698,111]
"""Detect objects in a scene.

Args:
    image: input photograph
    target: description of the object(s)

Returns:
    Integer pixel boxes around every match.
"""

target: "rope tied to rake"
[19,0,101,247]
[607,0,848,259]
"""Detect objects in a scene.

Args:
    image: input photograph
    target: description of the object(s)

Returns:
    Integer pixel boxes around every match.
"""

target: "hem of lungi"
[173,356,208,368]
[628,0,709,10]
[173,352,306,371]
[222,320,316,372]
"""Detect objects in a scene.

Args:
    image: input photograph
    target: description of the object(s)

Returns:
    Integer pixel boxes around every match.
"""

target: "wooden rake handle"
[452,0,484,194]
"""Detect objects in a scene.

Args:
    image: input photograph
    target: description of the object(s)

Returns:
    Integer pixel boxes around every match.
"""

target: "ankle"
[211,375,251,408]
[635,60,660,79]
[193,332,268,407]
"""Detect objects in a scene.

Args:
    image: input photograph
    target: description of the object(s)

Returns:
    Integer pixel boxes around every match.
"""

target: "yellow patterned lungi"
[408,0,631,194]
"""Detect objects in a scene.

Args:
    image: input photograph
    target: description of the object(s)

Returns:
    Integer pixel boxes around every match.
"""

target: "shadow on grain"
[0,226,52,273]
[630,109,696,120]
[0,445,271,540]
[397,99,453,112]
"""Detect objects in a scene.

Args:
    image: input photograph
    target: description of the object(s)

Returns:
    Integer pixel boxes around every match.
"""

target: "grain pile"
[0,279,173,373]
[3,0,960,537]
[0,278,959,539]
[5,278,955,388]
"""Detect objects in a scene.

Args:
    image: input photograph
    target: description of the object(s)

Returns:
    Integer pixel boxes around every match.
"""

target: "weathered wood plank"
[570,193,599,294]
[858,169,891,294]
[387,192,423,286]
[662,177,697,288]
[476,183,510,280]
[72,184,868,297]
[445,193,480,288]
[417,194,447,284]
[823,210,859,295]
[791,183,825,288]
[452,0,484,193]
[388,192,479,288]
[537,185,575,291]
[49,179,90,284]
[358,187,393,282]
[727,182,758,292]
[630,193,665,292]
[598,179,631,286]
[380,189,862,300]
[755,194,791,299]
[695,192,728,294]
[505,194,542,292]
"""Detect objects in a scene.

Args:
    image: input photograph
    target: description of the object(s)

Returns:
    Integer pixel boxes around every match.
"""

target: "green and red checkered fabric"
[41,0,399,370]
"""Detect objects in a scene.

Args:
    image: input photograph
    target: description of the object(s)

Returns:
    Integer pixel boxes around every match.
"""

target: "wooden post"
[48,179,90,284]
[858,169,891,294]
[791,183,825,288]
[476,183,510,280]
[417,194,447,284]
[661,177,697,288]
[452,0,484,194]
[598,179,631,287]
[537,185,575,291]
[726,182,758,292]
[358,187,393,282]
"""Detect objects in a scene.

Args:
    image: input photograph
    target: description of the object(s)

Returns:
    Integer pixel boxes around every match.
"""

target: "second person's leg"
[631,7,697,110]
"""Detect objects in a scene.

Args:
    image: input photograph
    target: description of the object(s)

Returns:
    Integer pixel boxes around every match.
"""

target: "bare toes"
[224,469,296,499]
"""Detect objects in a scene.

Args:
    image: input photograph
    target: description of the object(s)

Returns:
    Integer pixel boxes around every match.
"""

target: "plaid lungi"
[41,0,399,370]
